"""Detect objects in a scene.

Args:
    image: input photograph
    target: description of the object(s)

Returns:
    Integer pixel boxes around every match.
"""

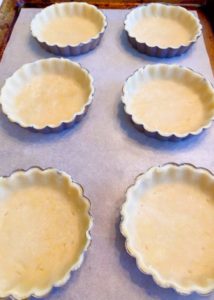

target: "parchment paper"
[0,9,214,300]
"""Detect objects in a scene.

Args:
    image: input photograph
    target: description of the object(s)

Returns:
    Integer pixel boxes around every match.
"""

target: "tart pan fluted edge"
[0,167,93,300]
[31,2,107,56]
[122,64,214,141]
[0,58,94,133]
[124,3,202,58]
[120,163,214,295]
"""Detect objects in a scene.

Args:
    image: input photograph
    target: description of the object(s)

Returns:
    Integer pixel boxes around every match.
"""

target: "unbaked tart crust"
[122,64,214,140]
[31,2,107,56]
[0,167,92,299]
[124,3,202,57]
[121,163,214,294]
[0,58,94,132]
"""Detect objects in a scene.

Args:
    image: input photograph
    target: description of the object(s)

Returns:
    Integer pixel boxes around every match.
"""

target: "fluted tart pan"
[31,2,107,56]
[124,3,202,58]
[121,163,214,294]
[0,167,92,299]
[122,64,214,140]
[0,58,94,132]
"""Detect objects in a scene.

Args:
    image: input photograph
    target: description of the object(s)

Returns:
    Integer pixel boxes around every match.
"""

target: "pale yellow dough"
[130,17,193,47]
[14,73,88,127]
[0,174,88,295]
[41,16,100,45]
[128,180,214,288]
[128,79,208,134]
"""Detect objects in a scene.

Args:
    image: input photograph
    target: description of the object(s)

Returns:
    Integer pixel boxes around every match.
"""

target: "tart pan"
[0,58,94,132]
[31,2,107,56]
[0,167,92,299]
[124,3,202,58]
[121,163,214,294]
[122,64,214,140]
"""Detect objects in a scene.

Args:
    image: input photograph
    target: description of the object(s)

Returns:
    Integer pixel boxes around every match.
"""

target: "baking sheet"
[0,8,214,300]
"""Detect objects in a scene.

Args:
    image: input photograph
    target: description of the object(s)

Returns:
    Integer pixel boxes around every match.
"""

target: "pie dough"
[121,164,214,294]
[124,3,202,57]
[0,58,94,131]
[130,17,192,48]
[31,2,107,55]
[130,80,206,134]
[0,168,92,299]
[122,64,214,139]
[41,16,101,46]
[14,73,88,127]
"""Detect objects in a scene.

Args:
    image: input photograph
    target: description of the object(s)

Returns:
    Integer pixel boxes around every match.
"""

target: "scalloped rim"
[0,166,93,300]
[122,64,214,140]
[124,3,202,50]
[120,162,214,295]
[31,2,107,50]
[0,58,94,132]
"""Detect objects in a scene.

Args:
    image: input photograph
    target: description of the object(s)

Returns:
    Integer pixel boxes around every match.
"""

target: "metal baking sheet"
[0,8,214,300]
